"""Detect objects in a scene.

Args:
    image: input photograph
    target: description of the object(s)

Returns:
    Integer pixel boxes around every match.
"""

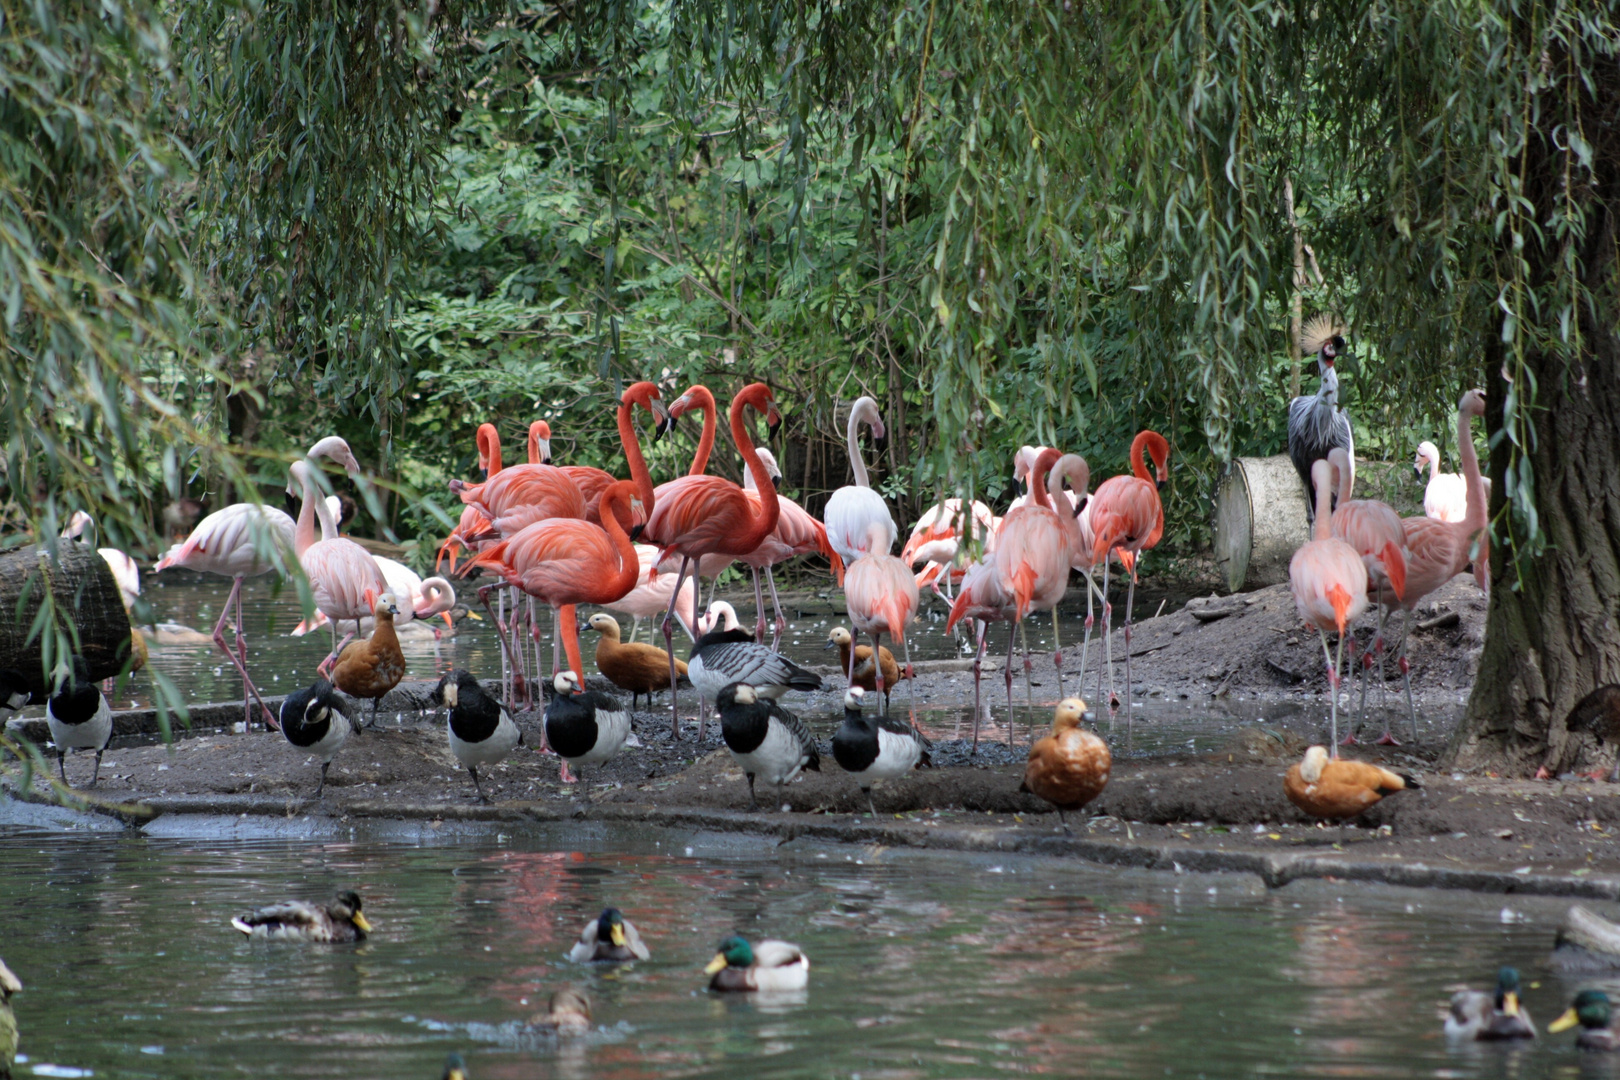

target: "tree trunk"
[0,544,134,697]
[1447,51,1620,773]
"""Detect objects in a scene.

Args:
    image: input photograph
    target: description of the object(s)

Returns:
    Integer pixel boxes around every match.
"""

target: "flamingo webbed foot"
[1375,732,1401,746]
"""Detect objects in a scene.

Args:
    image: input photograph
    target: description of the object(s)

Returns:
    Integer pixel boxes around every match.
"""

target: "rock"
[1553,905,1620,971]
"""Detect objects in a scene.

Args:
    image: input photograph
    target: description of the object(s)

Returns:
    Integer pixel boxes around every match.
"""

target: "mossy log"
[0,543,133,699]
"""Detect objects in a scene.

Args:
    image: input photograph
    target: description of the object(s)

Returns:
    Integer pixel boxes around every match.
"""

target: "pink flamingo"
[843,521,921,717]
[823,397,898,566]
[530,383,664,528]
[1289,458,1370,753]
[1371,390,1489,743]
[292,556,457,639]
[463,480,644,689]
[601,544,697,644]
[994,449,1090,728]
[900,497,997,600]
[640,382,782,736]
[436,423,502,572]
[945,557,1019,751]
[1414,439,1492,524]
[448,438,586,539]
[1087,430,1171,731]
[1325,446,1409,744]
[738,447,844,647]
[650,384,738,606]
[286,460,389,676]
[153,436,362,727]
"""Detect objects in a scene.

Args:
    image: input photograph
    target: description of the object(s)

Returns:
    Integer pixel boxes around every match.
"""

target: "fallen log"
[0,543,133,699]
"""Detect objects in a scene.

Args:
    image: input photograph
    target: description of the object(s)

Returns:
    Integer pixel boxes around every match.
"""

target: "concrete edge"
[121,795,1620,901]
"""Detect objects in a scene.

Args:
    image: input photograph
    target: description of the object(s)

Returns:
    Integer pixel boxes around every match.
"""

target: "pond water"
[0,820,1609,1079]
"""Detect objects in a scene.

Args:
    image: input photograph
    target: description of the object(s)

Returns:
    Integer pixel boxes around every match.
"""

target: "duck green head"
[597,907,628,948]
[704,935,753,974]
[1494,967,1523,1015]
[1550,990,1611,1033]
[441,1051,469,1080]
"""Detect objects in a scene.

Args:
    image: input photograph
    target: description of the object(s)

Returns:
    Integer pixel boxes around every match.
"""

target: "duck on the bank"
[433,669,522,803]
[704,935,809,992]
[330,593,407,728]
[278,680,353,797]
[588,612,687,710]
[527,988,592,1035]
[1,957,19,1079]
[1445,967,1537,1040]
[690,603,822,706]
[1020,698,1110,833]
[825,626,905,708]
[231,890,372,943]
[1550,990,1618,1050]
[831,686,929,816]
[544,670,630,787]
[716,682,820,811]
[46,655,113,788]
[441,1053,469,1080]
[1283,746,1418,822]
[0,669,29,713]
[567,907,650,962]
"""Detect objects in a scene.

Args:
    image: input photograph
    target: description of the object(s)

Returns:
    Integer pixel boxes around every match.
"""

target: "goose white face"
[554,670,583,696]
[440,679,459,709]
[731,684,759,706]
[844,686,865,711]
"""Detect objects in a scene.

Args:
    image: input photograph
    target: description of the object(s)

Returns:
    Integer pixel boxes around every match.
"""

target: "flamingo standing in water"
[464,480,644,686]
[1290,458,1370,754]
[641,382,783,737]
[153,436,363,728]
[843,521,921,718]
[292,556,457,639]
[739,447,843,647]
[900,497,997,599]
[946,557,1018,751]
[1324,447,1409,744]
[823,397,898,566]
[287,460,389,674]
[1372,390,1490,743]
[993,449,1089,730]
[1087,430,1170,732]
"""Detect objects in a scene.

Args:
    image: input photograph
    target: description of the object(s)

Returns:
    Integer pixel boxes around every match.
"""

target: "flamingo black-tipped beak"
[1156,479,1168,492]
[629,523,646,542]
[767,416,782,441]
[1073,495,1088,518]
[654,414,675,442]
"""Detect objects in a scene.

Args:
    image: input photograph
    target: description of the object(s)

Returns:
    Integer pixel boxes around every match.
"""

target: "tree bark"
[1447,50,1620,773]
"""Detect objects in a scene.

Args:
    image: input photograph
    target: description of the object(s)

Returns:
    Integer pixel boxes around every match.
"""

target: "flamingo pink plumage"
[601,544,697,643]
[737,447,844,646]
[843,521,921,718]
[1087,430,1171,731]
[1289,458,1370,754]
[154,436,363,728]
[533,383,664,529]
[650,385,736,592]
[287,459,389,675]
[640,382,783,736]
[946,552,1019,751]
[900,497,997,601]
[436,423,501,572]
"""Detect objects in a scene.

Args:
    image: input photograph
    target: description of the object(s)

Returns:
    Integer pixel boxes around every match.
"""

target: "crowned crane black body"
[716,682,820,811]
[1287,322,1355,522]
[46,656,112,787]
[278,679,353,796]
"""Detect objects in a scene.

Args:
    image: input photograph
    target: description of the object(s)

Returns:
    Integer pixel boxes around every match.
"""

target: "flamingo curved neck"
[293,465,339,556]
[847,402,874,488]
[527,422,551,465]
[596,485,644,600]
[687,387,717,476]
[1457,401,1487,533]
[618,395,657,516]
[1049,456,1088,549]
[1311,468,1334,542]
[479,425,503,476]
[1331,449,1355,505]
[731,391,780,551]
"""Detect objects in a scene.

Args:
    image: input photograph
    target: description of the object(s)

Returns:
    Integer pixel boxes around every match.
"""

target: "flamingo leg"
[1123,568,1138,751]
[1353,632,1372,739]
[495,588,510,709]
[1078,568,1097,700]
[1005,626,1018,746]
[210,575,278,730]
[902,633,918,728]
[1320,629,1343,756]
[872,630,886,698]
[1018,619,1035,726]
[1392,608,1419,743]
[752,568,767,645]
[235,584,249,725]
[661,555,693,739]
[1098,560,1118,717]
[1373,605,1402,745]
[628,615,641,644]
[477,586,524,694]
[971,620,988,753]
[1051,605,1065,700]
[766,567,787,649]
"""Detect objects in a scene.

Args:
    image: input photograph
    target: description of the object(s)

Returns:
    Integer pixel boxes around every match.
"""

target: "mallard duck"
[544,670,630,788]
[1020,698,1110,833]
[1444,967,1536,1040]
[278,679,353,796]
[1,957,20,1079]
[441,1052,469,1080]
[433,670,522,803]
[703,936,809,992]
[230,890,372,943]
[567,907,650,962]
[46,655,112,787]
[716,683,820,811]
[527,988,592,1035]
[1550,990,1618,1050]
[1284,745,1418,822]
[831,686,929,815]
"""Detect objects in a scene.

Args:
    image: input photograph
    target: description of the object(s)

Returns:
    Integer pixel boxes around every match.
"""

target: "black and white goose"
[544,670,630,789]
[278,679,354,797]
[0,668,30,714]
[716,682,819,811]
[830,686,931,815]
[433,669,522,803]
[689,603,822,706]
[47,656,113,787]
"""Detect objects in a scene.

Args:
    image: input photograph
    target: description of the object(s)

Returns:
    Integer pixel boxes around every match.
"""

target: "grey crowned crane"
[1287,315,1355,521]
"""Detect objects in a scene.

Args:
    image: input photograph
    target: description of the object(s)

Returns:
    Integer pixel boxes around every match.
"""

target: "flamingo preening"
[1289,458,1370,754]
[1087,430,1170,736]
[153,436,363,728]
[641,382,783,737]
[823,397,899,566]
[900,497,997,600]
